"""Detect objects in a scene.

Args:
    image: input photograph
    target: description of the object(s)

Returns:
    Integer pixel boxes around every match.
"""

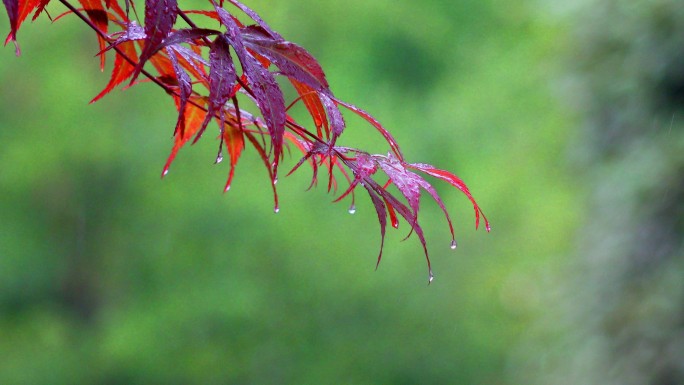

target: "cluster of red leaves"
[2,0,489,282]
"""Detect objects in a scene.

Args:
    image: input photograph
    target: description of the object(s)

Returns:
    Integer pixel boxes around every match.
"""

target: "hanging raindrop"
[450,240,458,250]
[215,154,224,164]
[274,206,280,213]
[348,205,356,214]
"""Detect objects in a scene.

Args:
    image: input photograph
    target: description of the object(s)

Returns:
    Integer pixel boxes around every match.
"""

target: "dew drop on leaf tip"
[273,206,280,213]
[215,155,223,164]
[348,205,356,214]
[450,240,458,250]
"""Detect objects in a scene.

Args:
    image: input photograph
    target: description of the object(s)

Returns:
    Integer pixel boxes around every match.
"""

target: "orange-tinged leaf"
[105,0,127,20]
[147,50,176,83]
[91,40,138,103]
[3,0,47,53]
[222,123,244,192]
[78,0,111,70]
[162,97,208,176]
[290,79,328,139]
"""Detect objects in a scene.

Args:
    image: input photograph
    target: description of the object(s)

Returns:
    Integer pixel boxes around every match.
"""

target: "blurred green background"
[0,0,682,384]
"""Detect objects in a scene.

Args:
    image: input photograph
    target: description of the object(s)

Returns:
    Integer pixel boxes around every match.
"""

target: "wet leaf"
[132,0,178,81]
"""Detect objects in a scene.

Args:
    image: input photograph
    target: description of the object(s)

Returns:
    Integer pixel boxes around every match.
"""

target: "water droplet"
[348,205,356,214]
[486,223,492,232]
[273,177,278,185]
[215,154,224,164]
[450,240,458,250]
[428,271,434,284]
[274,206,280,213]
[162,169,169,177]
[224,185,231,192]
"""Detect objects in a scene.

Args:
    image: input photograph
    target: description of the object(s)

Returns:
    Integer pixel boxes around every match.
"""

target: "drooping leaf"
[166,46,192,137]
[242,26,329,91]
[408,163,490,231]
[221,109,244,192]
[3,0,48,53]
[224,0,281,39]
[2,0,18,47]
[244,130,279,212]
[362,181,388,270]
[376,153,424,228]
[169,44,209,86]
[336,99,404,161]
[3,0,491,282]
[90,40,138,103]
[367,176,433,282]
[320,93,345,140]
[192,33,237,143]
[132,0,178,81]
[162,96,208,176]
[77,0,112,70]
[289,79,328,138]
[214,2,286,170]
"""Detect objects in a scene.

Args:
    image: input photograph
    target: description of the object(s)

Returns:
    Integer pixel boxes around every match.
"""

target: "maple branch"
[2,0,490,282]
[57,0,175,95]
[176,8,323,146]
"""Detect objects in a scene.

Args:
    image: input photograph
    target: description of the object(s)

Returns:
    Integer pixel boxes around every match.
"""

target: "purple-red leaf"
[160,28,219,50]
[361,181,388,270]
[365,176,432,283]
[3,0,48,54]
[336,99,404,160]
[242,26,329,91]
[224,0,281,39]
[320,93,346,139]
[408,163,490,232]
[166,46,192,137]
[192,34,237,143]
[214,2,286,169]
[2,0,18,47]
[132,0,178,81]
